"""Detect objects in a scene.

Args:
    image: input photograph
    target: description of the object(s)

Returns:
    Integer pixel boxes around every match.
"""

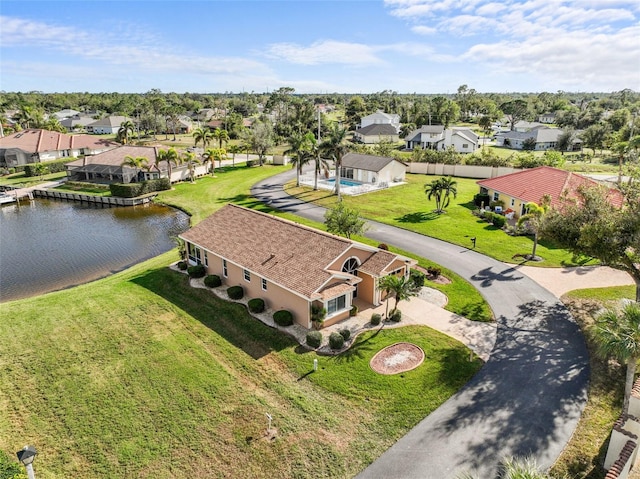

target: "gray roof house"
[495,127,583,151]
[403,126,478,153]
[86,116,130,135]
[340,152,406,185]
[353,124,400,144]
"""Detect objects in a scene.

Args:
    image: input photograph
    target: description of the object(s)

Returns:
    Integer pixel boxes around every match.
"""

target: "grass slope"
[0,254,481,478]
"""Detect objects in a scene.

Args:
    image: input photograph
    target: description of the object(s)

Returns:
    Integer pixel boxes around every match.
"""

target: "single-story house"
[359,110,401,133]
[476,166,623,217]
[65,145,209,184]
[353,124,400,144]
[512,121,546,132]
[403,126,479,153]
[51,109,81,120]
[538,113,557,124]
[495,127,582,151]
[60,114,96,131]
[0,129,118,167]
[86,116,130,135]
[340,152,406,185]
[179,204,417,329]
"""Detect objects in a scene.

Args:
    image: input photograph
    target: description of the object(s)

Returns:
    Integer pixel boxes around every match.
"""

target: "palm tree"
[117,120,136,145]
[212,128,230,149]
[425,176,458,213]
[592,302,640,414]
[320,123,350,200]
[120,155,149,182]
[377,274,420,319]
[517,196,550,260]
[182,150,201,183]
[157,147,179,180]
[227,144,242,167]
[202,147,226,175]
[285,131,315,187]
[192,127,213,150]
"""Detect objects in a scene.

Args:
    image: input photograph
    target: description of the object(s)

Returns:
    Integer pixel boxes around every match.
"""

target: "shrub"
[310,303,327,322]
[273,309,293,326]
[492,214,506,228]
[410,269,426,287]
[177,261,188,270]
[339,329,351,341]
[483,211,494,223]
[349,305,358,317]
[306,331,323,348]
[390,309,402,322]
[204,274,222,288]
[329,332,345,350]
[248,298,265,313]
[227,285,244,300]
[426,266,441,278]
[474,193,491,208]
[187,264,206,278]
[377,243,389,250]
[371,313,382,326]
[246,160,256,167]
[109,178,171,198]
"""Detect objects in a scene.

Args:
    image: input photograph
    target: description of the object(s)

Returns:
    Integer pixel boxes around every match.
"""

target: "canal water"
[0,199,190,302]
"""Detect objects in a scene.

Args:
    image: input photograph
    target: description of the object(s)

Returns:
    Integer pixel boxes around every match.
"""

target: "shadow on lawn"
[131,267,295,360]
[395,211,439,223]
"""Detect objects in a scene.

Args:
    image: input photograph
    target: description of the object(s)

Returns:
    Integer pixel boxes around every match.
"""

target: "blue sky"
[1,0,639,94]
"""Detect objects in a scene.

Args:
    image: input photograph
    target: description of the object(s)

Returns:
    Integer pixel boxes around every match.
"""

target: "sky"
[1,0,639,94]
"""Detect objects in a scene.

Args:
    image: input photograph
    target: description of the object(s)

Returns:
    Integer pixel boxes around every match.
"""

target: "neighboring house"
[86,116,130,134]
[512,121,546,132]
[179,204,416,329]
[65,145,208,184]
[476,166,623,217]
[51,109,81,120]
[538,112,557,124]
[165,116,193,134]
[403,125,479,153]
[495,127,582,151]
[359,110,401,133]
[340,152,406,185]
[0,129,118,167]
[60,114,96,131]
[353,124,400,144]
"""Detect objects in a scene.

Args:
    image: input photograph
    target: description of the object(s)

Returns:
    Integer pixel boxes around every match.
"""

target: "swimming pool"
[326,178,361,187]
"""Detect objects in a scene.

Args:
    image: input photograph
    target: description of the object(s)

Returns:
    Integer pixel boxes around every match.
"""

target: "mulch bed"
[370,342,425,375]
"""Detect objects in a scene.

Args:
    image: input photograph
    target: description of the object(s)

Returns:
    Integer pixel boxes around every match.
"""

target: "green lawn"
[285,174,597,267]
[0,254,481,478]
[0,170,66,187]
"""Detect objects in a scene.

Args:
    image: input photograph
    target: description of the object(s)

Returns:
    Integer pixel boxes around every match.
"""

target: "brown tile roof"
[359,250,398,276]
[66,145,161,168]
[318,282,356,300]
[477,166,623,209]
[180,204,403,300]
[0,129,118,153]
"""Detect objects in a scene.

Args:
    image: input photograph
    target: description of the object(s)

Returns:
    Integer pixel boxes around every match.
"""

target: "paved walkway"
[251,168,590,478]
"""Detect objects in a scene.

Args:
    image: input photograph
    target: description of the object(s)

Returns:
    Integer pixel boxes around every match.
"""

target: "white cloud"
[411,25,437,35]
[265,40,384,66]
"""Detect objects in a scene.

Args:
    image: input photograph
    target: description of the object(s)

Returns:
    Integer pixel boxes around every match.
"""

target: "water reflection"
[0,199,190,302]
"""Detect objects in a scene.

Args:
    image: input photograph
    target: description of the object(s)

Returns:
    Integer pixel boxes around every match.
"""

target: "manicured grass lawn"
[285,174,597,268]
[0,254,481,478]
[550,285,635,479]
[0,170,66,187]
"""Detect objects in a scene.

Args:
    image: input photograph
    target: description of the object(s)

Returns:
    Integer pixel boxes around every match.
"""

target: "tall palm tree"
[227,144,242,167]
[182,150,201,183]
[285,131,315,187]
[425,176,458,213]
[157,147,179,180]
[120,155,149,182]
[192,127,213,150]
[517,196,550,260]
[592,302,640,414]
[320,123,349,201]
[212,128,230,148]
[117,120,136,145]
[377,274,420,319]
[202,147,226,175]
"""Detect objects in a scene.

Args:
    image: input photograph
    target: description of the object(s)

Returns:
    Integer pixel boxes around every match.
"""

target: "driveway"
[251,169,589,478]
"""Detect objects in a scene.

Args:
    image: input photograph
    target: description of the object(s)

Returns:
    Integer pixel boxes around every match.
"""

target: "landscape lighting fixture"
[16,445,37,479]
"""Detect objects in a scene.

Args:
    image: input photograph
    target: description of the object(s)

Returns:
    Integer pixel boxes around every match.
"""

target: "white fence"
[406,163,523,179]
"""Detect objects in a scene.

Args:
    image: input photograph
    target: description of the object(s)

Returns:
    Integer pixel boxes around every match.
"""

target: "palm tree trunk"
[531,232,538,259]
[624,357,638,414]
[314,159,319,190]
[336,159,341,201]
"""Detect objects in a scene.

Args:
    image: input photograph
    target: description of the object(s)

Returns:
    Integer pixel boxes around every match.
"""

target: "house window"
[327,295,347,315]
[462,143,468,149]
[244,269,251,282]
[222,259,228,277]
[510,198,515,207]
[261,278,267,291]
[204,251,208,267]
[493,192,500,201]
[342,257,360,275]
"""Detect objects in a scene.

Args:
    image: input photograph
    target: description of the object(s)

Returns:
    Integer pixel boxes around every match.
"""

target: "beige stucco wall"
[481,187,532,217]
[357,273,376,304]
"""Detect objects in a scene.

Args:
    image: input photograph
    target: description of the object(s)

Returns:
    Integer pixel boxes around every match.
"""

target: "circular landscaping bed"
[370,342,425,375]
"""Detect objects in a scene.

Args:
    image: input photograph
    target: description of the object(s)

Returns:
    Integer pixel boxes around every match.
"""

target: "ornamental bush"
[390,309,402,322]
[227,285,244,300]
[492,214,506,228]
[349,305,358,317]
[339,329,351,341]
[187,264,206,278]
[273,309,293,326]
[370,313,382,326]
[329,332,345,350]
[177,261,188,271]
[306,331,323,349]
[248,298,265,313]
[410,269,426,287]
[204,274,222,288]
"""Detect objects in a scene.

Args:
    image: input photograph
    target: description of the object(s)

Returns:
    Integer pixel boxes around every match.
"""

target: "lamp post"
[16,445,37,479]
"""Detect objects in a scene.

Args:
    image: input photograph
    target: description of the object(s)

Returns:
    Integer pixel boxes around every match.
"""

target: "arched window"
[342,257,359,275]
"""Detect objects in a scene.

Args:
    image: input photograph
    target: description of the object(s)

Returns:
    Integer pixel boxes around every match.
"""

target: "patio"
[298,174,404,196]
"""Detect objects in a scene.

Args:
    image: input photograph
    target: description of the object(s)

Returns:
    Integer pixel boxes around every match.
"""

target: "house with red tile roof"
[179,204,416,329]
[0,129,118,168]
[477,166,623,217]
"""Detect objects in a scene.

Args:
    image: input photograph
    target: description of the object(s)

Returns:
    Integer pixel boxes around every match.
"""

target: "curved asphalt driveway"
[251,170,589,478]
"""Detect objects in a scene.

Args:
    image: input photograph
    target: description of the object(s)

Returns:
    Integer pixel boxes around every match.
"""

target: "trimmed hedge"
[329,332,345,350]
[349,305,358,317]
[227,285,244,300]
[339,329,351,341]
[109,178,171,198]
[248,298,265,313]
[204,274,222,288]
[273,310,293,327]
[187,264,206,278]
[390,309,402,322]
[306,331,323,349]
[24,158,72,176]
[371,313,382,326]
[177,261,188,270]
[492,214,506,228]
